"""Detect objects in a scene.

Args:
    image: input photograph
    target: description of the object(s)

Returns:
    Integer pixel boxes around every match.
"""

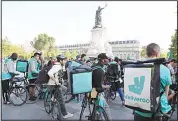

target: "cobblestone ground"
[2,94,177,120]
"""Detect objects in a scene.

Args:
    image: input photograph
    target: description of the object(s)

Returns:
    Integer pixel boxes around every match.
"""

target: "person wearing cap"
[28,52,41,101]
[91,53,112,120]
[1,53,21,104]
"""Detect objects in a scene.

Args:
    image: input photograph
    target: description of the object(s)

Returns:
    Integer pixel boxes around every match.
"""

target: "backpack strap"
[92,66,103,71]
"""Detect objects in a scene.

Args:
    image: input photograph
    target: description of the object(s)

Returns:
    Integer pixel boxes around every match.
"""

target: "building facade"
[58,40,141,60]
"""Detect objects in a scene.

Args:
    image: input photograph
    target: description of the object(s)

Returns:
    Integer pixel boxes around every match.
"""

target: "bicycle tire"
[92,105,109,121]
[9,86,28,106]
[63,91,73,103]
[79,96,87,120]
[109,85,116,100]
[104,89,111,103]
[44,91,52,114]
[51,100,61,121]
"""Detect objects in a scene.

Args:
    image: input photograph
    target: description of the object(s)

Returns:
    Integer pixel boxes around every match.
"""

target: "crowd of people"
[1,42,177,121]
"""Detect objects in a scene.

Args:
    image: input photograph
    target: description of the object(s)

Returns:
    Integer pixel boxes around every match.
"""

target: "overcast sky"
[2,1,177,49]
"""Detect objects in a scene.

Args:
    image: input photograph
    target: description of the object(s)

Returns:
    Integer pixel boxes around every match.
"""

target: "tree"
[170,30,177,59]
[64,50,71,59]
[55,48,62,56]
[140,46,146,57]
[2,37,12,57]
[160,52,167,58]
[31,33,55,52]
[71,50,78,59]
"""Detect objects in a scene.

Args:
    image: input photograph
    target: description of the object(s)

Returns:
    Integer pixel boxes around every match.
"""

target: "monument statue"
[93,4,107,29]
[87,4,114,58]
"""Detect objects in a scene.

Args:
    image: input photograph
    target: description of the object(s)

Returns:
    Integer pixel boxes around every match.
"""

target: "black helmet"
[56,55,67,61]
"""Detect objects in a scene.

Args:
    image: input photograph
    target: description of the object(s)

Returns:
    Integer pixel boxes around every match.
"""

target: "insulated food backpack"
[123,58,166,114]
[16,60,29,73]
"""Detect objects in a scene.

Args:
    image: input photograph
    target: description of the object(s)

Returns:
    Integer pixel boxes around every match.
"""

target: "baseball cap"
[98,53,108,60]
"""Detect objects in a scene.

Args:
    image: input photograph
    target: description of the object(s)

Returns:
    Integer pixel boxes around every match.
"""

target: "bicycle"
[45,84,68,120]
[8,75,28,106]
[104,76,117,101]
[25,83,48,104]
[79,88,109,121]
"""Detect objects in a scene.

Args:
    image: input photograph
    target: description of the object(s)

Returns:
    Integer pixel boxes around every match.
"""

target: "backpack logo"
[128,76,145,95]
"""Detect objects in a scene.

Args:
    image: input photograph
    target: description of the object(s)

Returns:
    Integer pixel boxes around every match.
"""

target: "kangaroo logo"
[128,76,145,95]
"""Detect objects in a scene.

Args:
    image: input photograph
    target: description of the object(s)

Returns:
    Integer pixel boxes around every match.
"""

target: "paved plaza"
[2,95,177,120]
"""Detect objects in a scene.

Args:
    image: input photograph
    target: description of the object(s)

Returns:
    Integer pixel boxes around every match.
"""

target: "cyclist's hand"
[102,84,111,89]
[55,82,61,86]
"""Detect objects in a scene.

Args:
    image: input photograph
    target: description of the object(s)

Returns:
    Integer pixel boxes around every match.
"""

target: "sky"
[2,1,177,50]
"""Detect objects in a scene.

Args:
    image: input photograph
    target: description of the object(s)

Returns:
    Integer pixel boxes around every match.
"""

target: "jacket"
[28,57,40,80]
[2,58,20,80]
[47,62,63,85]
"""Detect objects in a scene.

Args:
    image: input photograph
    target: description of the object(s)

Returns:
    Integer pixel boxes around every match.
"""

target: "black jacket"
[92,62,105,92]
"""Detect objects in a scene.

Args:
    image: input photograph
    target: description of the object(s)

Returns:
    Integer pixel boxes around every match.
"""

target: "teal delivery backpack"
[16,60,28,73]
[69,65,92,94]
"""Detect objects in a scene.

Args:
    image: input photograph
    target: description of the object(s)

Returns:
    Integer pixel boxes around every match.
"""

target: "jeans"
[1,80,10,102]
[49,86,68,120]
[117,88,124,101]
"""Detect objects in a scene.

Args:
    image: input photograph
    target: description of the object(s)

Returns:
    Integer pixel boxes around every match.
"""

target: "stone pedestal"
[87,27,113,58]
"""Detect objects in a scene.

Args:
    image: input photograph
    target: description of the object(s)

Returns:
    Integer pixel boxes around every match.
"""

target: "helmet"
[56,55,67,61]
[34,51,42,56]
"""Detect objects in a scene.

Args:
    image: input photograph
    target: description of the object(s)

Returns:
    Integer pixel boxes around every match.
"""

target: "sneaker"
[7,101,11,104]
[29,97,36,101]
[63,112,73,119]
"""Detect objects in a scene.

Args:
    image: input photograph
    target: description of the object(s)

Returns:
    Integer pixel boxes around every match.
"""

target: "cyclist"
[28,52,41,101]
[47,55,73,119]
[1,53,21,104]
[134,43,172,121]
[92,53,112,120]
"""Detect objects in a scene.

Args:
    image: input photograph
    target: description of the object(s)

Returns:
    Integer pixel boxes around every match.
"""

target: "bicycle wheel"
[63,90,73,103]
[104,89,111,103]
[51,100,61,121]
[9,86,28,106]
[79,96,88,120]
[44,91,52,114]
[109,85,116,100]
[92,105,109,121]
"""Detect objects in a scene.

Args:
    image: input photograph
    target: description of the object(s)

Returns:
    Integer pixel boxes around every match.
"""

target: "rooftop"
[58,40,140,48]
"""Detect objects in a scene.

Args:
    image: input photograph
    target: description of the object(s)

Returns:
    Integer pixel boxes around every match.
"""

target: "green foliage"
[64,50,71,59]
[160,53,167,58]
[140,47,146,57]
[71,50,78,59]
[2,37,34,60]
[31,33,55,51]
[31,33,62,58]
[170,30,177,58]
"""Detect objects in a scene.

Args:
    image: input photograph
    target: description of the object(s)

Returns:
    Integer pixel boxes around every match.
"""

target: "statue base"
[87,27,114,58]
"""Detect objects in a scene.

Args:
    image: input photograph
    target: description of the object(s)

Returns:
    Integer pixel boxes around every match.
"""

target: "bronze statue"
[93,4,107,29]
